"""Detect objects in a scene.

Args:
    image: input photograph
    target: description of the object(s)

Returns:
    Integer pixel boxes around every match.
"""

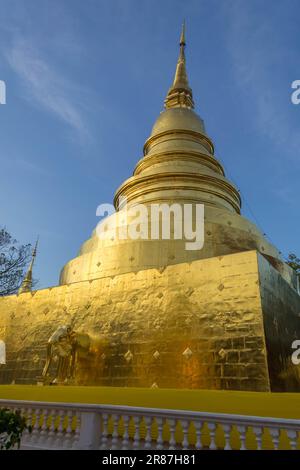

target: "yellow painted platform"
[1,386,300,449]
[0,385,299,419]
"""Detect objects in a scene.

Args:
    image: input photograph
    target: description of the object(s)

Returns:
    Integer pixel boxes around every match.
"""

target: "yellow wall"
[0,250,272,391]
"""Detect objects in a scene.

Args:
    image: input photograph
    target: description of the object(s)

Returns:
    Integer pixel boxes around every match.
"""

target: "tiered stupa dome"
[59,25,281,285]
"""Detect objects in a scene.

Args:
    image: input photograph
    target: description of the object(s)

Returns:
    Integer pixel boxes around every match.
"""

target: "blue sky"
[0,0,299,288]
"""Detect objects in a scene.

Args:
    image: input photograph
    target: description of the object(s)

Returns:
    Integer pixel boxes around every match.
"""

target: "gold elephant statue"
[42,325,90,384]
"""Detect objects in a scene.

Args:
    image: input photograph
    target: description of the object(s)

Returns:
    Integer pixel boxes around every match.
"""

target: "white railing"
[1,399,300,450]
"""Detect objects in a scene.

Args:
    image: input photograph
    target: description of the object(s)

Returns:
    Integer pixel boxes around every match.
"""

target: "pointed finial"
[18,237,39,294]
[164,22,194,109]
[32,237,39,258]
[180,21,186,46]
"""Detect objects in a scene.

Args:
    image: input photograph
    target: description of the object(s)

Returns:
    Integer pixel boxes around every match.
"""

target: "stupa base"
[0,250,299,392]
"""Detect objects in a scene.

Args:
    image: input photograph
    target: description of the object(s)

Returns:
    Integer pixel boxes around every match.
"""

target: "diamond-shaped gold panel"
[151,382,158,389]
[153,350,160,359]
[182,347,193,359]
[124,350,133,362]
[218,348,226,359]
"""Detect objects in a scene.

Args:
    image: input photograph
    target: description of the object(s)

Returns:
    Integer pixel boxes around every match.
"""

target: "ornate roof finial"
[180,19,186,46]
[164,21,194,109]
[18,238,38,294]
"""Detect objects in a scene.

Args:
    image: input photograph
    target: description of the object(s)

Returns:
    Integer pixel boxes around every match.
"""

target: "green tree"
[0,227,32,296]
[0,408,31,449]
[286,253,300,275]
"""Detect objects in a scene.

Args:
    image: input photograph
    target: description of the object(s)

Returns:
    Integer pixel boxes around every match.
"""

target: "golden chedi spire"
[18,238,38,294]
[59,26,282,286]
[164,22,194,109]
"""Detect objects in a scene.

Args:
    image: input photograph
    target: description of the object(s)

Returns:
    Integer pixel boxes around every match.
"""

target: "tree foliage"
[286,253,300,275]
[0,408,31,449]
[0,227,32,296]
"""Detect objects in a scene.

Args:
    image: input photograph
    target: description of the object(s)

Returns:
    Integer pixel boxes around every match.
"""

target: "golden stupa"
[0,26,299,391]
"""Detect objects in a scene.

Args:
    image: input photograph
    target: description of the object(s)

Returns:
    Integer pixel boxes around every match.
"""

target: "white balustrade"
[0,398,299,450]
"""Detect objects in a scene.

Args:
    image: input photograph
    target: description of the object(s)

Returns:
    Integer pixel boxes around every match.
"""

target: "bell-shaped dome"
[150,107,206,137]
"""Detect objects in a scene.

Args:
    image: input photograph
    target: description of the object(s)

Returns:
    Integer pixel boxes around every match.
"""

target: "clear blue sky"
[0,0,299,288]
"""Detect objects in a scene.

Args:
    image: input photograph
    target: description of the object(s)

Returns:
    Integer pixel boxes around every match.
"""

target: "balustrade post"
[223,424,232,450]
[121,415,130,450]
[144,416,153,450]
[287,430,298,450]
[194,420,204,450]
[111,414,120,449]
[237,424,247,450]
[207,422,217,450]
[76,410,102,450]
[168,418,177,450]
[38,409,49,447]
[181,420,189,450]
[269,427,280,450]
[133,416,141,449]
[252,426,263,450]
[64,410,74,449]
[156,417,164,450]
